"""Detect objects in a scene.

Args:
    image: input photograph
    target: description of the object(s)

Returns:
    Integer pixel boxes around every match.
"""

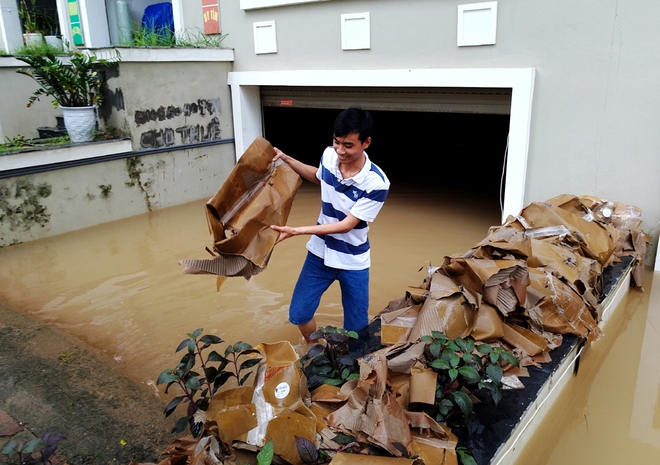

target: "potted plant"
[15,50,120,143]
[18,0,43,45]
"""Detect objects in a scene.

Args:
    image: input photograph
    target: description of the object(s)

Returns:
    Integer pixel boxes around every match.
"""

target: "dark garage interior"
[263,106,511,198]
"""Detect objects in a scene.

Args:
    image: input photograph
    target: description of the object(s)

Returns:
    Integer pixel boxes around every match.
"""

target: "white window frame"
[341,12,370,50]
[241,0,329,10]
[228,68,535,221]
[253,20,277,54]
[457,1,498,47]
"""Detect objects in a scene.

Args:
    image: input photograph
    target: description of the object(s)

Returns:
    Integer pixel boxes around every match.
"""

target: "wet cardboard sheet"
[181,137,302,279]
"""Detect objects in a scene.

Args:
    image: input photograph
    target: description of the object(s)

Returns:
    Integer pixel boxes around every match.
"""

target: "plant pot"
[61,105,97,143]
[24,32,44,45]
[45,35,63,49]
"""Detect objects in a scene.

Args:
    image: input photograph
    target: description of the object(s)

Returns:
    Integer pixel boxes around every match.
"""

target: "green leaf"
[419,335,432,342]
[233,341,252,352]
[457,447,478,465]
[341,367,350,380]
[176,338,192,352]
[240,358,261,371]
[239,371,253,386]
[189,328,203,339]
[333,433,356,444]
[451,391,473,418]
[458,366,480,383]
[450,354,461,367]
[500,351,520,367]
[323,378,344,386]
[204,367,218,383]
[185,376,202,390]
[22,438,45,454]
[171,416,189,435]
[463,352,474,364]
[486,364,503,385]
[456,338,469,352]
[213,371,233,390]
[164,396,185,417]
[157,369,179,385]
[257,440,274,465]
[490,351,500,364]
[347,331,359,339]
[346,373,360,381]
[449,368,458,381]
[206,350,226,363]
[476,344,492,354]
[199,334,223,345]
[447,340,460,352]
[429,340,442,359]
[429,359,450,370]
[187,340,196,354]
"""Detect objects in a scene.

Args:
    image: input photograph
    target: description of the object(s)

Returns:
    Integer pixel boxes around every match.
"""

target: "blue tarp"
[141,2,174,35]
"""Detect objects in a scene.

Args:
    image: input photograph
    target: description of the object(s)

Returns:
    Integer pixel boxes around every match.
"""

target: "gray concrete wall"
[102,56,233,151]
[218,0,660,260]
[0,143,236,247]
[0,57,64,141]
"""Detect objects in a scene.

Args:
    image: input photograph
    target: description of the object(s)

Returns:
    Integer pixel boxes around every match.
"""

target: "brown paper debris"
[181,137,302,279]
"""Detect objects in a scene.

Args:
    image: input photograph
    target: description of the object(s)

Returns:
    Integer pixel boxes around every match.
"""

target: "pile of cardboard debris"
[153,193,650,465]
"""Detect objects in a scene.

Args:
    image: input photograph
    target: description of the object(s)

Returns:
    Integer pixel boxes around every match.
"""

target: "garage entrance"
[262,86,511,198]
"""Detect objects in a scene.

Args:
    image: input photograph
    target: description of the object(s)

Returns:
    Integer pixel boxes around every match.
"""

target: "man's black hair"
[333,107,374,143]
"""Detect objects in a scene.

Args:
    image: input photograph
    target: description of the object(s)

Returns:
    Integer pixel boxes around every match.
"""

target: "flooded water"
[1,182,659,462]
[514,269,660,464]
[0,183,499,388]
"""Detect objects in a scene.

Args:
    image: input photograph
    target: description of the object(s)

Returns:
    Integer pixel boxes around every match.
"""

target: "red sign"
[280,100,293,106]
[202,0,220,35]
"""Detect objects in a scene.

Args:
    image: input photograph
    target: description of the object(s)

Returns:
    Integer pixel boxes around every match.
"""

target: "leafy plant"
[12,40,65,57]
[16,49,120,108]
[417,331,519,427]
[299,326,359,391]
[1,432,65,465]
[256,440,274,465]
[122,24,227,48]
[18,0,57,35]
[157,328,261,436]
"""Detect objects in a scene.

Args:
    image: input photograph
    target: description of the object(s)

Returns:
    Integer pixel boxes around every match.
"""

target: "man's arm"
[273,147,320,185]
[270,213,361,244]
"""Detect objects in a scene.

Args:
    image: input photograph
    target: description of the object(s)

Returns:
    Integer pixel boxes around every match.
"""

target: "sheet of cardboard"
[501,323,548,356]
[519,201,615,267]
[409,363,437,406]
[380,305,422,346]
[469,302,505,342]
[329,453,418,465]
[205,386,258,445]
[326,349,413,456]
[441,258,529,316]
[263,404,317,465]
[180,137,302,278]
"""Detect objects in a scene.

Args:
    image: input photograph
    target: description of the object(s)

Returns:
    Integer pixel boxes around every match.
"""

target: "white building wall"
[219,0,660,262]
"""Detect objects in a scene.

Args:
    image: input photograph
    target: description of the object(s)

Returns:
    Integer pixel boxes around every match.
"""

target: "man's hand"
[272,147,319,184]
[270,224,297,244]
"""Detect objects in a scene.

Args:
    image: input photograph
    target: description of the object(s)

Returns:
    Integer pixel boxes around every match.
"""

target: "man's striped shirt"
[306,146,390,270]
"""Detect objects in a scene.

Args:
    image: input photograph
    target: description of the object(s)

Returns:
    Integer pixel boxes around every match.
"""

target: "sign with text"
[202,0,220,35]
[67,0,84,45]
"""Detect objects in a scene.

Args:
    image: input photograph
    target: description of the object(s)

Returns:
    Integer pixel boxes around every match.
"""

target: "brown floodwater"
[0,182,659,463]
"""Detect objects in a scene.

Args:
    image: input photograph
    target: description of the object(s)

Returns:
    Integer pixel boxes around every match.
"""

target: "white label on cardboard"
[274,382,290,399]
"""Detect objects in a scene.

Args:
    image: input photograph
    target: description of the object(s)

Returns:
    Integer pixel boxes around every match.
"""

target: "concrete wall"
[218,0,660,261]
[0,57,63,141]
[99,50,234,151]
[0,48,237,247]
[0,144,235,247]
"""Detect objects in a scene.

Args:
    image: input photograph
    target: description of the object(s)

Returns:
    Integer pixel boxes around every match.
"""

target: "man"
[270,108,390,342]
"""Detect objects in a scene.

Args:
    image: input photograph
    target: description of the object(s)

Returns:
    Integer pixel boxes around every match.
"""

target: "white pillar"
[78,0,111,47]
[171,0,184,37]
[0,0,23,54]
[228,84,263,160]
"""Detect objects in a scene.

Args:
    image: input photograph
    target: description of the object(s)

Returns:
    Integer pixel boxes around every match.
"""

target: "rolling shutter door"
[261,86,511,115]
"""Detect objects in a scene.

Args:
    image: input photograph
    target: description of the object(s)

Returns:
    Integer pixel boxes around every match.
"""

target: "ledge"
[91,47,235,63]
[0,139,133,172]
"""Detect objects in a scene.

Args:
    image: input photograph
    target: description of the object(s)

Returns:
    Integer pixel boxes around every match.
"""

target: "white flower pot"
[24,33,43,45]
[45,35,63,49]
[61,105,97,143]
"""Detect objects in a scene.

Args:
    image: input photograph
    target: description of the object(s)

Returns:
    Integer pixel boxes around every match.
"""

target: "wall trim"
[227,68,535,220]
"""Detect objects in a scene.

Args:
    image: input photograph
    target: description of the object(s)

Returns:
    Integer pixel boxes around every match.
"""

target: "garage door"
[261,86,512,115]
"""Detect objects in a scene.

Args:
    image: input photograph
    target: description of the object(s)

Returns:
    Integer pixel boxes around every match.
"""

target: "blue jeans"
[289,252,369,332]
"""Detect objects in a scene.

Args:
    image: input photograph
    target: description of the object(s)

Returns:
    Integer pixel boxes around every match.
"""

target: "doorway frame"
[228,68,535,221]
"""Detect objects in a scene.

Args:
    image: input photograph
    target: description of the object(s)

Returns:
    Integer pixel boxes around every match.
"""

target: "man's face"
[333,132,372,166]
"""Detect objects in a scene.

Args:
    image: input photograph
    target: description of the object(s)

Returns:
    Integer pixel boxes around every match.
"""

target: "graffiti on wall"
[136,98,222,149]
